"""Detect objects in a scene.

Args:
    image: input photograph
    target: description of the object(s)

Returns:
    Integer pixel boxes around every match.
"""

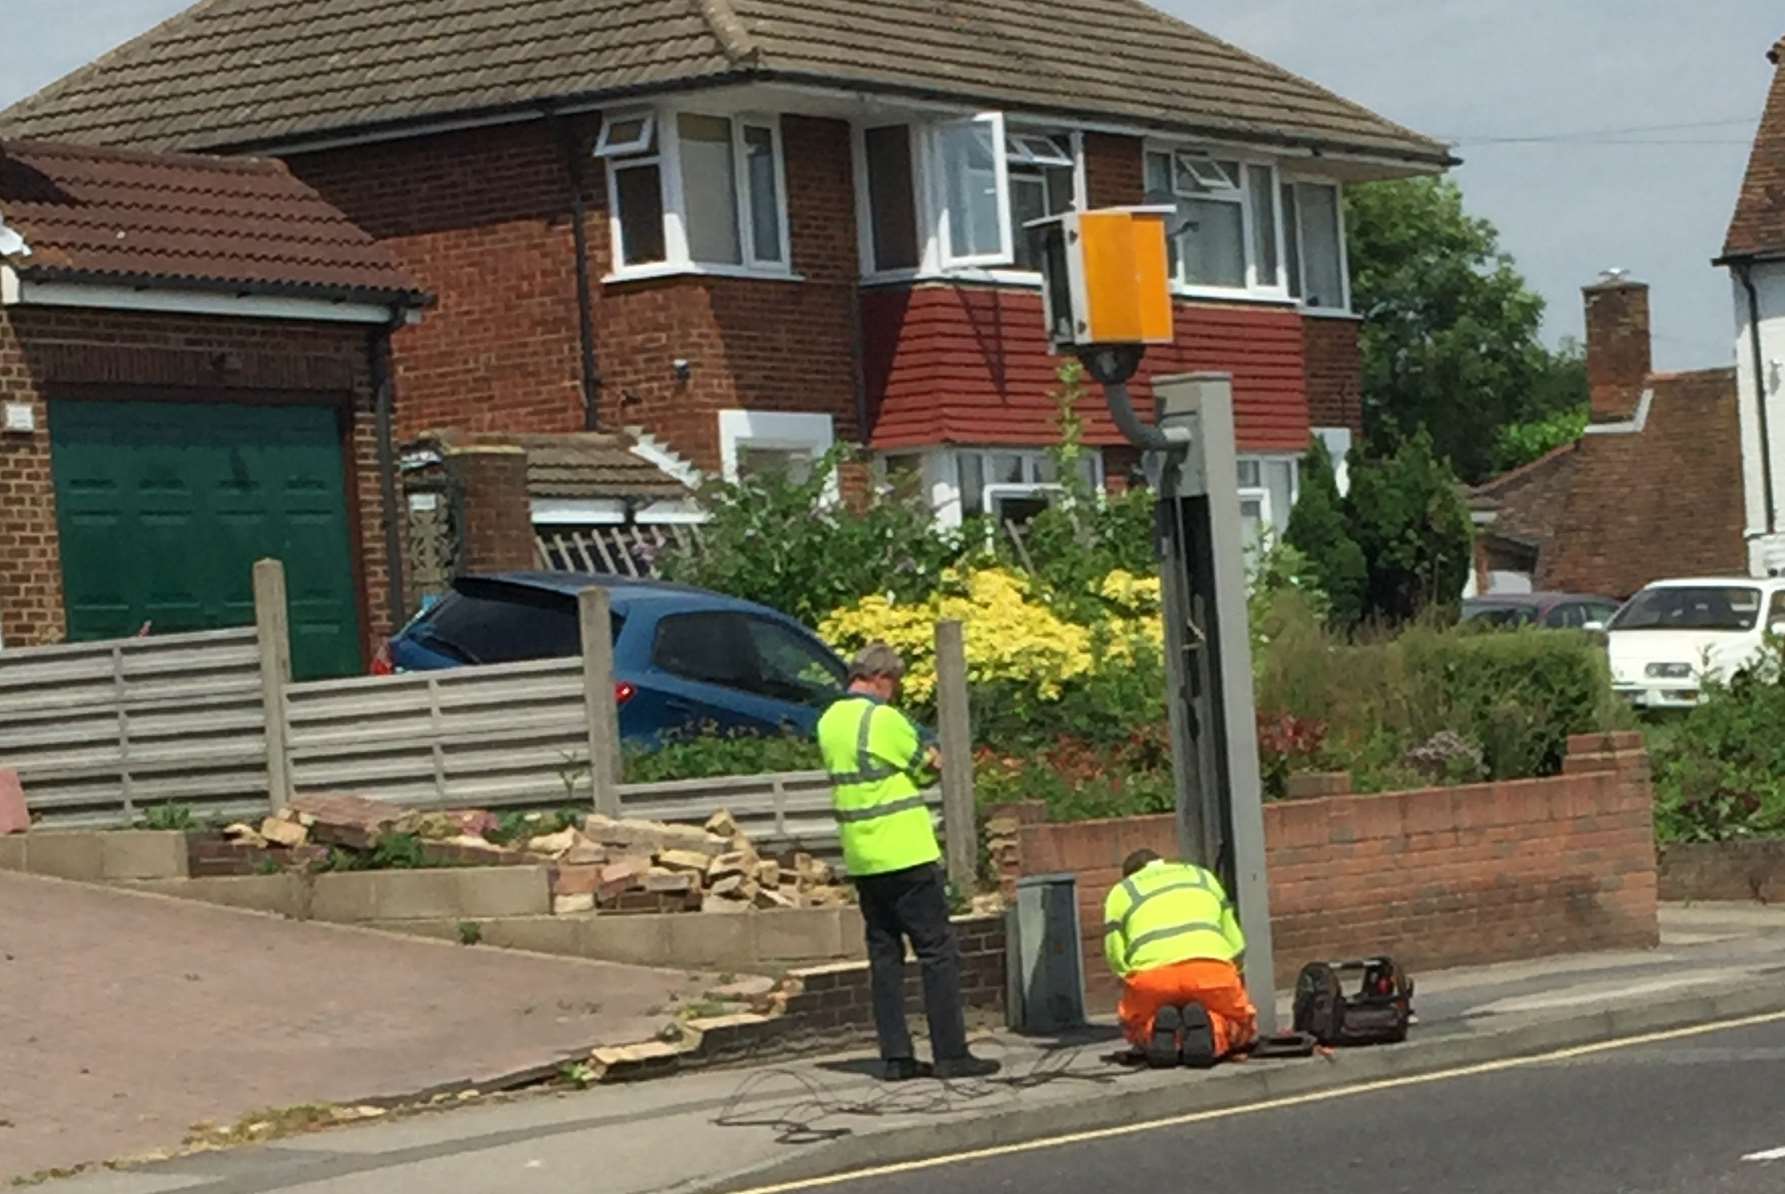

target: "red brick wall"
[289,114,863,472]
[1303,314,1363,433]
[1084,132,1145,208]
[0,306,393,652]
[450,447,535,573]
[1583,280,1651,423]
[1013,732,1659,1006]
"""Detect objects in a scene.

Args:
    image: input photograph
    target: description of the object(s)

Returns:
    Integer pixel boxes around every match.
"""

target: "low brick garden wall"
[1659,840,1785,903]
[1001,732,1659,1007]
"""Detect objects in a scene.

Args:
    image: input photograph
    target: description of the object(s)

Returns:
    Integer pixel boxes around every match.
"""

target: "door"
[51,399,363,680]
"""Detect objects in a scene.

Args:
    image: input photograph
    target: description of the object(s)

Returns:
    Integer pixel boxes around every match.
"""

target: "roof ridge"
[1471,441,1577,495]
[693,0,762,67]
[0,136,281,174]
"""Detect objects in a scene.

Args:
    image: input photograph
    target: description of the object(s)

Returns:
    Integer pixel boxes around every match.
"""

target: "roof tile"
[1725,40,1785,259]
[0,0,1448,166]
[0,138,424,300]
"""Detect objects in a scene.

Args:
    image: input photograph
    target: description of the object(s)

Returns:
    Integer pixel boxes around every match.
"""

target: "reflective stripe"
[1125,920,1225,966]
[1103,921,1123,937]
[828,703,901,786]
[1119,874,1212,937]
[834,793,930,824]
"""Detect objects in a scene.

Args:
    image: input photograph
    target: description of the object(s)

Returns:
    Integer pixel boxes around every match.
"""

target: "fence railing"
[0,628,271,828]
[534,524,707,579]
[283,658,597,810]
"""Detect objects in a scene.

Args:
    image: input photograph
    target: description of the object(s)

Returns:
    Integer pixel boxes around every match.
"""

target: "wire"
[711,1040,1120,1146]
[1449,117,1758,145]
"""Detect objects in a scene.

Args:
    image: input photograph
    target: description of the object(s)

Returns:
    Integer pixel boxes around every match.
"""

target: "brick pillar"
[447,446,534,573]
[1562,730,1660,949]
[1583,276,1651,423]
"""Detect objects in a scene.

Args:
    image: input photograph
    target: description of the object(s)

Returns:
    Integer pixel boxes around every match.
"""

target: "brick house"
[1,0,1451,548]
[1467,274,1744,600]
[0,140,427,675]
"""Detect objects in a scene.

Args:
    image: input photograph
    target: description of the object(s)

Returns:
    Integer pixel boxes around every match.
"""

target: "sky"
[2,1,1779,371]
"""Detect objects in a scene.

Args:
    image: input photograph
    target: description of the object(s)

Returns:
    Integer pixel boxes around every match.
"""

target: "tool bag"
[1291,957,1413,1046]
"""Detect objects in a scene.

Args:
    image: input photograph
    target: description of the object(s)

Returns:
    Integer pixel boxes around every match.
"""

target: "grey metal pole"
[1150,373,1277,1035]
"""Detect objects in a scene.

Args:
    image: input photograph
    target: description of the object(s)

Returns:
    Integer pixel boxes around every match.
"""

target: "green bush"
[1285,439,1367,627]
[657,448,968,628]
[1344,429,1473,624]
[1651,641,1785,842]
[623,726,822,783]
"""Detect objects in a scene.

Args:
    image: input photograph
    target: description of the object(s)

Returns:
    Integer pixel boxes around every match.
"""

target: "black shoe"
[1146,1006,1182,1069]
[1179,1004,1218,1069]
[883,1057,935,1082]
[934,1054,1001,1080]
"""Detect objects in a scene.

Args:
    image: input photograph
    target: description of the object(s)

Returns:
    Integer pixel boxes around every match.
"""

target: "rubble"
[193,798,857,919]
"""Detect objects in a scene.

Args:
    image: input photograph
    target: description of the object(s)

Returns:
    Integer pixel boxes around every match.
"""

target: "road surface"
[763,1014,1785,1194]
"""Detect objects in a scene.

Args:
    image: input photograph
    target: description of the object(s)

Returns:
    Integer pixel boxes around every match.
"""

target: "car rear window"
[416,581,621,664]
[1610,586,1760,632]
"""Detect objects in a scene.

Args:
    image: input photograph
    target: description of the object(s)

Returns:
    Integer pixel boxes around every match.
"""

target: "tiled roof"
[419,429,691,500]
[0,138,423,301]
[1724,37,1785,260]
[0,0,1451,167]
[1467,442,1580,551]
[1539,369,1746,599]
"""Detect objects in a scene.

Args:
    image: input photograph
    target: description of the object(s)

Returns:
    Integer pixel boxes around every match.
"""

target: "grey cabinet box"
[1005,873,1086,1033]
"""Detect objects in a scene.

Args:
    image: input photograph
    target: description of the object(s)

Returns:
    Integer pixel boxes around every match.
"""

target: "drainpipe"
[553,111,605,431]
[1737,261,1777,537]
[372,306,409,625]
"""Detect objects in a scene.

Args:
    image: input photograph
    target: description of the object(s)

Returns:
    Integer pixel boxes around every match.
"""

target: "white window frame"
[1236,454,1302,545]
[953,446,1104,525]
[1145,143,1291,302]
[1280,175,1352,314]
[930,111,1013,269]
[595,109,656,157]
[597,105,797,283]
[717,410,838,502]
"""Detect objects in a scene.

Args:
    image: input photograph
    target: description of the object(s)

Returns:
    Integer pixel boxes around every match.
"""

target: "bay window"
[958,448,1101,523]
[1237,456,1300,550]
[596,107,791,277]
[1006,131,1076,271]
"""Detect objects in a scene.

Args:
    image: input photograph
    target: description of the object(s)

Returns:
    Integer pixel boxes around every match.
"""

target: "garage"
[0,139,427,669]
[50,399,363,681]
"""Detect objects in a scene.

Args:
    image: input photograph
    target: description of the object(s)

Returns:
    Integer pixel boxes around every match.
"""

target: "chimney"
[1583,269,1651,423]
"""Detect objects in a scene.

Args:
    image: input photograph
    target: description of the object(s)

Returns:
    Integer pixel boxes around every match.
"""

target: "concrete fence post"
[579,587,623,816]
[252,559,294,813]
[936,619,977,894]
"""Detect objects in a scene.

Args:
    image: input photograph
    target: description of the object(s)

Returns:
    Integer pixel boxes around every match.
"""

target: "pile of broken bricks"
[223,794,854,917]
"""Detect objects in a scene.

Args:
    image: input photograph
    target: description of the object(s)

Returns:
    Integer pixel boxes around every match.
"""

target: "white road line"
[1743,1146,1785,1162]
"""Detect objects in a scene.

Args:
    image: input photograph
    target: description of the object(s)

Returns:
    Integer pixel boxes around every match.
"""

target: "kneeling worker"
[818,643,999,1083]
[1104,848,1257,1068]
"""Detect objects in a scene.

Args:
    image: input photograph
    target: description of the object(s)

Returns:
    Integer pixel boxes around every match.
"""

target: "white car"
[1606,577,1785,708]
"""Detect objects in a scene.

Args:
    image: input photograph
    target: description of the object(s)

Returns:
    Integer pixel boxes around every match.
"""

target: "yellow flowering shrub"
[819,566,1162,705]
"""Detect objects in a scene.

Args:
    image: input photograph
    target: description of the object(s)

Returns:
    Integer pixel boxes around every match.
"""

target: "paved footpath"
[0,872,708,1183]
[28,902,1785,1194]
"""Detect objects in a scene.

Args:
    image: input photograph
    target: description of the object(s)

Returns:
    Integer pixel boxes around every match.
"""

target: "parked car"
[1460,592,1623,631]
[374,573,848,745]
[1606,577,1785,708]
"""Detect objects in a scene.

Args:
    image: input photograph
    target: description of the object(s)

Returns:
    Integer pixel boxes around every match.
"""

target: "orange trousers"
[1117,958,1258,1057]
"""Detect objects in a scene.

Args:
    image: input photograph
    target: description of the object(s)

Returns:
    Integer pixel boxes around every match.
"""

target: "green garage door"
[51,399,363,680]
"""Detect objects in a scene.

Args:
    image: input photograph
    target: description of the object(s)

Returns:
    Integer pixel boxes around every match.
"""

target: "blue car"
[375,572,849,746]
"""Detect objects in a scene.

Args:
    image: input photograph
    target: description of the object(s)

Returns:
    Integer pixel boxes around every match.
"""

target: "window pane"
[738,446,813,484]
[1144,151,1173,196]
[939,119,1002,259]
[652,613,755,689]
[1236,459,1261,487]
[1010,174,1048,270]
[1239,497,1267,554]
[1265,460,1295,536]
[959,453,985,515]
[1247,165,1278,288]
[1298,183,1344,308]
[615,164,666,265]
[743,124,782,263]
[1045,165,1075,212]
[1280,183,1302,300]
[865,125,919,271]
[1183,197,1245,288]
[678,113,741,265]
[424,582,589,664]
[745,618,846,707]
[988,452,1025,485]
[991,491,1053,527]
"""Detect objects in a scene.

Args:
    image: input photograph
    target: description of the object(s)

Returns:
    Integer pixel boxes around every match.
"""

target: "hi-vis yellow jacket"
[817,695,940,878]
[1103,859,1246,979]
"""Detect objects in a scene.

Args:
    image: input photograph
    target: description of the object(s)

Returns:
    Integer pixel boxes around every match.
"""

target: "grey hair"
[849,642,907,683]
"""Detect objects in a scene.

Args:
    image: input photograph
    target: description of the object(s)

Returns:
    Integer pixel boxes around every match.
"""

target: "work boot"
[1146,1006,1183,1069]
[883,1058,935,1082]
[1179,1004,1218,1070]
[934,1054,1001,1080]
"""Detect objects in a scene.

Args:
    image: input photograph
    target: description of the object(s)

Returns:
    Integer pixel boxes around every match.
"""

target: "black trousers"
[853,862,969,1062]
